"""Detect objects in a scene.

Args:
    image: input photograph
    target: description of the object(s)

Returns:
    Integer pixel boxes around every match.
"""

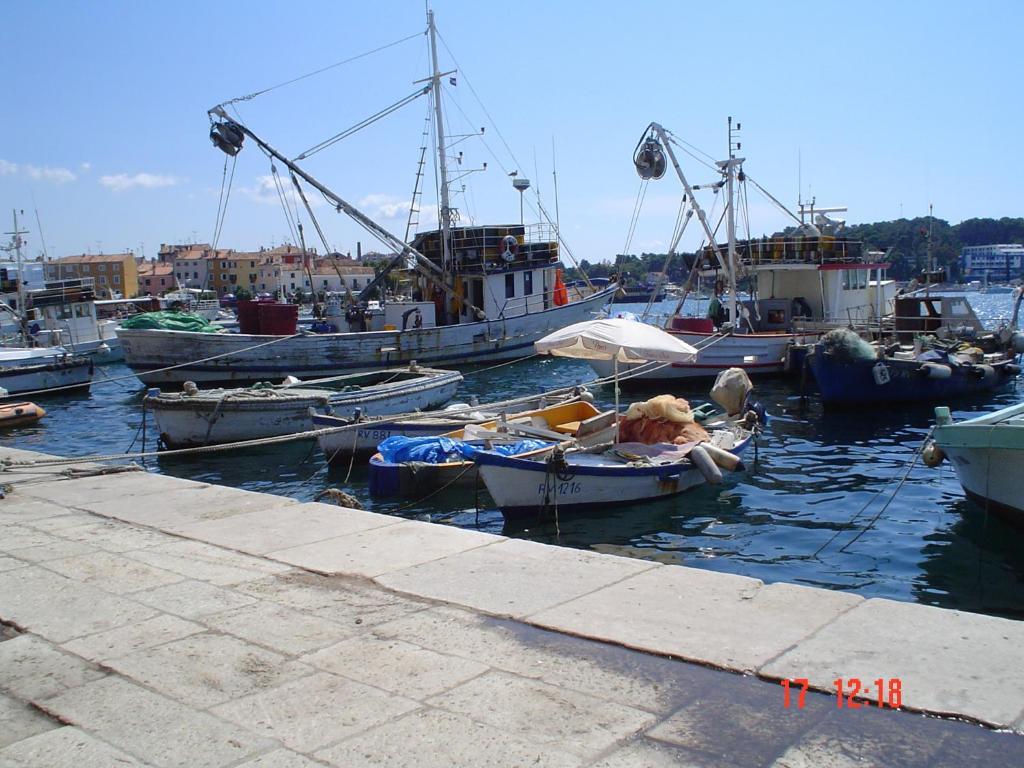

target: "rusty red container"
[257,303,298,335]
[236,300,261,334]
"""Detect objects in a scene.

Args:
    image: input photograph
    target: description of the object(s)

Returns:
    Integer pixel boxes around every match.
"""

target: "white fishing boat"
[475,426,751,522]
[17,279,123,364]
[160,288,222,321]
[313,390,581,460]
[475,320,757,520]
[118,11,616,386]
[926,402,1024,523]
[591,121,897,383]
[146,364,462,448]
[0,347,93,397]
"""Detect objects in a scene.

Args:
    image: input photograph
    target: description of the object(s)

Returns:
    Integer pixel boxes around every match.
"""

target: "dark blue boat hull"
[808,352,1018,407]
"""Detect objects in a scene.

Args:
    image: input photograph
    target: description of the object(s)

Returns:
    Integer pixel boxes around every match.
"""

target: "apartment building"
[44,253,139,298]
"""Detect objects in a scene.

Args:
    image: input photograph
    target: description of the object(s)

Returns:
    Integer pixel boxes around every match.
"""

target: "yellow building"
[44,253,140,298]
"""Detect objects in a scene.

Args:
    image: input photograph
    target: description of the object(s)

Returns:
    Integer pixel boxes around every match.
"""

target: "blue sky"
[1,0,1021,266]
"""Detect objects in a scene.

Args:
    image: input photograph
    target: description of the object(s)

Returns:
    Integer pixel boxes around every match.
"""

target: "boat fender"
[690,444,723,485]
[183,381,199,396]
[918,363,952,380]
[921,441,945,468]
[872,362,891,386]
[699,441,741,472]
[968,364,994,380]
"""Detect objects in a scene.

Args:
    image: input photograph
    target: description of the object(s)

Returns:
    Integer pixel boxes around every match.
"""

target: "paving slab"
[52,519,171,553]
[20,513,96,532]
[76,484,299,532]
[760,596,1024,729]
[174,502,402,555]
[60,614,205,662]
[6,538,98,563]
[0,634,106,701]
[234,749,327,768]
[1,524,65,553]
[528,567,862,672]
[304,635,489,699]
[15,470,205,507]
[0,496,72,523]
[0,556,26,572]
[41,676,276,768]
[106,632,312,709]
[371,605,716,715]
[0,566,158,643]
[201,600,352,656]
[269,519,501,578]
[132,578,257,619]
[0,693,59,749]
[126,540,290,586]
[378,538,657,618]
[41,551,185,594]
[425,670,656,760]
[315,707,580,768]
[211,671,419,754]
[235,572,428,629]
[591,739,717,768]
[0,725,152,768]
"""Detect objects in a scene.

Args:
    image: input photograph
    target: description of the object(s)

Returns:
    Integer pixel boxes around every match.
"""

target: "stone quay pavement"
[2,446,1024,767]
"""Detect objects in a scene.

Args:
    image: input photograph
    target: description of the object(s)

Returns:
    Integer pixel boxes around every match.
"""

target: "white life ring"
[500,235,518,262]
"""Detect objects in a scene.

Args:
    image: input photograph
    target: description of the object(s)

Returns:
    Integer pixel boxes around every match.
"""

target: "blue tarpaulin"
[377,435,551,464]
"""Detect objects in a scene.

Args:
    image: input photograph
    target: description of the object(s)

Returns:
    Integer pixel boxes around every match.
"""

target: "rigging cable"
[218,30,425,108]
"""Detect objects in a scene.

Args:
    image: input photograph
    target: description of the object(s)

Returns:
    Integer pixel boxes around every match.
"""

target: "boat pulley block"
[210,121,245,156]
[634,137,666,180]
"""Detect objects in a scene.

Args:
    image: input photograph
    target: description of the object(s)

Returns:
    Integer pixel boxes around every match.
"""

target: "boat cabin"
[697,236,897,332]
[409,224,566,324]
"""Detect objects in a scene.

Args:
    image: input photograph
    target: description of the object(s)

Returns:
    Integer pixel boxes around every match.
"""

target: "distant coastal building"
[137,261,174,295]
[44,253,139,298]
[960,244,1024,281]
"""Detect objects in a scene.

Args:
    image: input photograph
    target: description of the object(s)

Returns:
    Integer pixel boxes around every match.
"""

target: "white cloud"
[358,193,413,220]
[99,172,182,192]
[238,174,323,208]
[25,164,77,183]
[0,159,76,183]
[79,162,92,173]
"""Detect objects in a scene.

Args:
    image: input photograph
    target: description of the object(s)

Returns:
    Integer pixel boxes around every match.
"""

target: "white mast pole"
[428,10,452,272]
[11,209,29,341]
[724,117,739,326]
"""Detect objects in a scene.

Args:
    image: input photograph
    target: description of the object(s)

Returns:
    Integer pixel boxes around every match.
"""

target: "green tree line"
[566,217,1024,283]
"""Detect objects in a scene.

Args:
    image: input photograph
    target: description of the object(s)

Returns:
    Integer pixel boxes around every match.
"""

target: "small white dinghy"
[146,363,462,448]
[0,347,93,397]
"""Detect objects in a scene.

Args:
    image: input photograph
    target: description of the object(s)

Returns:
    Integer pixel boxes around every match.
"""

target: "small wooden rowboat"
[368,400,617,497]
[0,401,46,428]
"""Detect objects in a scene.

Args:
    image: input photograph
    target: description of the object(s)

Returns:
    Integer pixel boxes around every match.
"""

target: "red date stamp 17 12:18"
[780,678,902,709]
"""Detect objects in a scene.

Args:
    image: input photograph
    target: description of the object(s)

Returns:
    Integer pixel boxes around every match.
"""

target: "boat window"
[75,304,90,318]
[505,273,515,298]
[524,271,533,295]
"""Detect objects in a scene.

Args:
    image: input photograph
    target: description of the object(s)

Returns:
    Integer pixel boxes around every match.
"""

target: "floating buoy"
[0,401,46,428]
[699,441,742,471]
[922,441,945,468]
[918,362,952,380]
[690,444,723,485]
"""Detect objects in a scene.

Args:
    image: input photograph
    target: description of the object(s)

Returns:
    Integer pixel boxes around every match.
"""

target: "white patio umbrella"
[534,317,698,440]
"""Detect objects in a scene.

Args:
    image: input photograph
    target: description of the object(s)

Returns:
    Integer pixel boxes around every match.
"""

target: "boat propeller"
[634,136,666,180]
[210,121,245,156]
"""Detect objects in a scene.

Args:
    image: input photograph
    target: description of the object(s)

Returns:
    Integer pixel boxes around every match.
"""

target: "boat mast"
[427,10,453,271]
[925,202,933,297]
[8,209,30,341]
[723,117,742,326]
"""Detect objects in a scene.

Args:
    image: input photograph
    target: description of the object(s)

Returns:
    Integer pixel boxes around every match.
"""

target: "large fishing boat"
[591,121,897,384]
[117,11,615,386]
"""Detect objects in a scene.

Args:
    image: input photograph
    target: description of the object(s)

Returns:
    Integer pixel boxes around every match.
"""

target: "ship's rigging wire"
[295,86,430,161]
[211,154,237,250]
[217,30,425,108]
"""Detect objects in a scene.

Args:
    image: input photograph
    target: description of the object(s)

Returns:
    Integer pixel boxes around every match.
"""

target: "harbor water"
[4,292,1023,619]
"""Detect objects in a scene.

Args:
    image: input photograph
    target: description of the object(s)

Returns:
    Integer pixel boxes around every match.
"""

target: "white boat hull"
[590,329,819,381]
[477,453,710,520]
[0,358,93,396]
[943,445,1024,518]
[149,370,462,448]
[118,286,616,386]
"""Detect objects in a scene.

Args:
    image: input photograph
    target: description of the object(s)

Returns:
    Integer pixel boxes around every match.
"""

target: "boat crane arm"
[207,106,478,312]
